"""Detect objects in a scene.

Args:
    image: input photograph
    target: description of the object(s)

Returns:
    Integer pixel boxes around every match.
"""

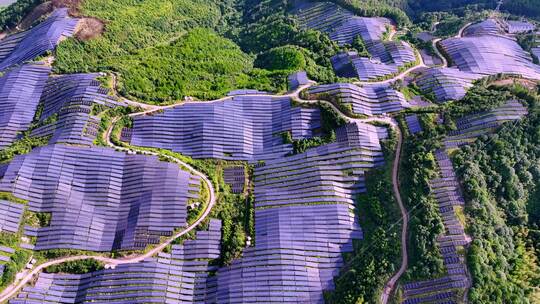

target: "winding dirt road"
[354,50,427,86]
[380,128,406,304]
[0,116,217,303]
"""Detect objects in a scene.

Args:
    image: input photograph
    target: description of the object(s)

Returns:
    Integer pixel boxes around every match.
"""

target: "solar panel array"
[0,144,200,252]
[415,67,481,102]
[402,150,470,304]
[0,200,24,233]
[30,74,122,146]
[293,1,415,81]
[223,166,246,194]
[0,64,50,149]
[130,96,321,161]
[440,34,540,80]
[405,114,422,135]
[307,83,410,115]
[506,20,535,34]
[0,246,15,265]
[462,19,506,37]
[293,1,390,46]
[216,122,388,303]
[11,219,222,304]
[445,100,528,148]
[227,89,268,96]
[0,9,78,71]
[331,50,415,81]
[402,99,530,302]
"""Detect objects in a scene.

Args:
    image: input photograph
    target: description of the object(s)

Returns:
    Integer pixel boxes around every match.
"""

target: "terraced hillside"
[307,83,411,115]
[445,99,528,148]
[0,64,50,149]
[217,122,388,303]
[0,145,201,251]
[293,1,417,81]
[30,73,123,146]
[11,219,222,303]
[415,68,480,103]
[0,8,78,71]
[0,1,538,304]
[129,96,321,161]
[440,28,540,80]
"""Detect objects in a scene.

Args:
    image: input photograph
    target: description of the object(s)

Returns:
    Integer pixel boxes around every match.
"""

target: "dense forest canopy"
[453,85,540,303]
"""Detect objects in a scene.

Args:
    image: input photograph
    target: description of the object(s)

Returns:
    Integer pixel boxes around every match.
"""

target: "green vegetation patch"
[399,113,445,281]
[111,28,284,102]
[453,85,540,303]
[255,45,306,71]
[54,0,285,103]
[0,249,31,290]
[45,259,104,274]
[0,0,43,31]
[25,211,51,228]
[0,135,49,164]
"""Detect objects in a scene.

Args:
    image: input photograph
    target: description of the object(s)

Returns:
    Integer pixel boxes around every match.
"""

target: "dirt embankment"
[74,16,103,40]
[12,0,104,41]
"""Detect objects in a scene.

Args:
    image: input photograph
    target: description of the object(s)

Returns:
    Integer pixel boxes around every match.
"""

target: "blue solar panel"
[0,9,78,71]
[0,64,50,149]
[11,220,222,304]
[0,144,199,251]
[308,83,410,115]
[130,96,321,161]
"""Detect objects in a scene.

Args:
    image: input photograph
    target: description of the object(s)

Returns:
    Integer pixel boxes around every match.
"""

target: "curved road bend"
[354,51,427,87]
[0,81,410,303]
[294,96,408,304]
[0,117,217,303]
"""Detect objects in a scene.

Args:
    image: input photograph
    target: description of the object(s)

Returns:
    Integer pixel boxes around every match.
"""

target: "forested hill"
[453,86,540,303]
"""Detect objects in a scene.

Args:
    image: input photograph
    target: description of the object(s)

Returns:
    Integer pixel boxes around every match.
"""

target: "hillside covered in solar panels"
[0,0,539,304]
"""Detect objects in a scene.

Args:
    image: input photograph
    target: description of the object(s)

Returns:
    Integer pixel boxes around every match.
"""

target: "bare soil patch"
[18,2,53,30]
[51,0,82,15]
[491,78,539,90]
[74,17,104,41]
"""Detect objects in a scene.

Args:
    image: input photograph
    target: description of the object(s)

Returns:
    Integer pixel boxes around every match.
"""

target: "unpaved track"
[354,51,427,86]
[380,128,406,304]
[0,114,217,303]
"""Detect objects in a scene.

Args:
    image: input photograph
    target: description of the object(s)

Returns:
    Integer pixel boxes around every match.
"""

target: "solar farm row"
[30,73,123,146]
[217,122,388,303]
[307,83,410,116]
[440,34,540,81]
[129,96,321,162]
[293,1,416,81]
[0,64,50,149]
[0,9,78,71]
[445,100,528,148]
[402,101,529,302]
[401,150,470,303]
[463,19,535,37]
[0,144,200,252]
[415,68,481,103]
[11,220,222,304]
